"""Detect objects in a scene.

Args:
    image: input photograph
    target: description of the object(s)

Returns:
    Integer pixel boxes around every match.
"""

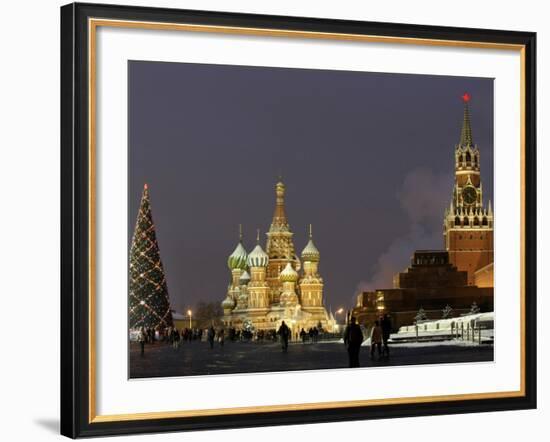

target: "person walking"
[381,314,392,357]
[173,328,180,349]
[138,327,146,356]
[218,328,225,347]
[300,328,307,344]
[344,316,364,368]
[277,321,290,352]
[370,320,383,359]
[207,325,215,349]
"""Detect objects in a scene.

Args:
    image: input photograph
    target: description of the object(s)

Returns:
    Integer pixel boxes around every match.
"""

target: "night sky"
[128,61,493,314]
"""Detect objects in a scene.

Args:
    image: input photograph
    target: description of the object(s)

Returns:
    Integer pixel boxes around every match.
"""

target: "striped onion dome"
[247,244,269,268]
[227,241,248,270]
[279,262,298,282]
[221,295,236,310]
[239,270,251,284]
[301,239,320,262]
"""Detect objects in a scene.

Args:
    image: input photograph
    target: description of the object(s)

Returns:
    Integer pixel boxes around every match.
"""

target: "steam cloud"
[354,167,452,302]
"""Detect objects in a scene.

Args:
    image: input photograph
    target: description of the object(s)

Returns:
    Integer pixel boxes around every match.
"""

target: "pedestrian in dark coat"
[277,321,290,352]
[300,328,307,344]
[343,317,364,368]
[207,326,215,349]
[138,328,146,356]
[218,328,225,347]
[381,314,392,357]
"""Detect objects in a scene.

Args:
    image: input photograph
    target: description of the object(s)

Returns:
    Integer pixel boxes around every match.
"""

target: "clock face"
[462,186,477,205]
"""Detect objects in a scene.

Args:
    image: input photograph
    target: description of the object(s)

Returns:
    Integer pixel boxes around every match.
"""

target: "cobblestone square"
[129,339,493,378]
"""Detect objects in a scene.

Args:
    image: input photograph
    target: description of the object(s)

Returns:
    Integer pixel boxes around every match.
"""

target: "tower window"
[474,217,480,226]
[465,152,471,163]
[482,217,488,226]
[454,216,461,226]
[463,217,469,226]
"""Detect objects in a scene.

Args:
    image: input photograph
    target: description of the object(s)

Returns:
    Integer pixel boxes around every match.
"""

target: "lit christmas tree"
[129,184,173,330]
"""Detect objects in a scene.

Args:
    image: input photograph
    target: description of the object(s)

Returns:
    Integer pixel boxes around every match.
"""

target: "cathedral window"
[463,217,469,226]
[482,217,488,226]
[454,216,461,226]
[465,151,471,163]
[474,217,480,226]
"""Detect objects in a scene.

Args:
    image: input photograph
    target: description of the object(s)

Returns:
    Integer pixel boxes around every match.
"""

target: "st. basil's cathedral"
[220,181,336,333]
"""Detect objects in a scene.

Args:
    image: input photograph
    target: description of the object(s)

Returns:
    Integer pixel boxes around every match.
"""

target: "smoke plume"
[354,167,452,301]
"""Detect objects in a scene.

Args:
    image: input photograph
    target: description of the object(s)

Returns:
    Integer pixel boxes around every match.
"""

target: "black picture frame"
[61,2,537,438]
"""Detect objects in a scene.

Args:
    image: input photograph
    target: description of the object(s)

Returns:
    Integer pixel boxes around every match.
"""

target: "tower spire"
[239,223,243,241]
[309,223,313,239]
[460,92,474,147]
[256,228,260,243]
[271,179,289,230]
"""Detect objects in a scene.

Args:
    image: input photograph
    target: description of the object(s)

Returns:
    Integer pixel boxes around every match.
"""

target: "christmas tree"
[129,184,173,330]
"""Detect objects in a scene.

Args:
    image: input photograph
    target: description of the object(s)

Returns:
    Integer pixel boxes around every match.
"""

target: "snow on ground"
[329,337,492,347]
[389,340,491,348]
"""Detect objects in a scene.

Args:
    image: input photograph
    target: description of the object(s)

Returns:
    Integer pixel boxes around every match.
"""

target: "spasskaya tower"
[443,93,494,285]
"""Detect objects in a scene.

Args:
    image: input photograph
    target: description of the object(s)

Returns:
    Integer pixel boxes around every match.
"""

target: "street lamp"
[334,308,345,332]
[187,309,192,329]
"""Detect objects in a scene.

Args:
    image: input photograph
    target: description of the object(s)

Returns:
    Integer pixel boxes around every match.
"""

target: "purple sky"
[128,61,494,313]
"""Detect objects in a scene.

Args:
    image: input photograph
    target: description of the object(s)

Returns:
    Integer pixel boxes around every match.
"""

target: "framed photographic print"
[60,2,537,438]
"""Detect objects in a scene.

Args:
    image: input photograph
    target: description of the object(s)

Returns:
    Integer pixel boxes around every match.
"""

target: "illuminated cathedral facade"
[221,181,336,333]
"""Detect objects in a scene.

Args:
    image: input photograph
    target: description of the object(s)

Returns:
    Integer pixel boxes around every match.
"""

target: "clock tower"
[443,93,493,285]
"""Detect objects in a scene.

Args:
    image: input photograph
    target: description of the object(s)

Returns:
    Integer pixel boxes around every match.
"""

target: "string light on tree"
[129,183,173,330]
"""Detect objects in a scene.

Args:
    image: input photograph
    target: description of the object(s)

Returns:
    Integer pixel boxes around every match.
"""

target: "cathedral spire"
[460,92,474,147]
[270,179,289,230]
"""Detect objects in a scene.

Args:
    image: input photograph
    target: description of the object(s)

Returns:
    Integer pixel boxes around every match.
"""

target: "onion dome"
[247,229,269,268]
[221,295,236,310]
[227,242,248,270]
[301,224,320,262]
[279,262,298,282]
[239,270,251,284]
[227,225,248,270]
[247,244,268,268]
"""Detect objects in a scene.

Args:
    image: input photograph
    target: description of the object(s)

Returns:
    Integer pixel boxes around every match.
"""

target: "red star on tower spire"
[462,92,471,102]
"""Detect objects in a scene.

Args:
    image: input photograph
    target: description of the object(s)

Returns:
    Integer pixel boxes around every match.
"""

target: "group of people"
[343,314,392,368]
[207,325,225,349]
[137,316,393,367]
[299,326,320,344]
[137,326,206,355]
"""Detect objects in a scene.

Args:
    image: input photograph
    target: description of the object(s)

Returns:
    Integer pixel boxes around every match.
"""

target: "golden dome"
[279,262,298,282]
